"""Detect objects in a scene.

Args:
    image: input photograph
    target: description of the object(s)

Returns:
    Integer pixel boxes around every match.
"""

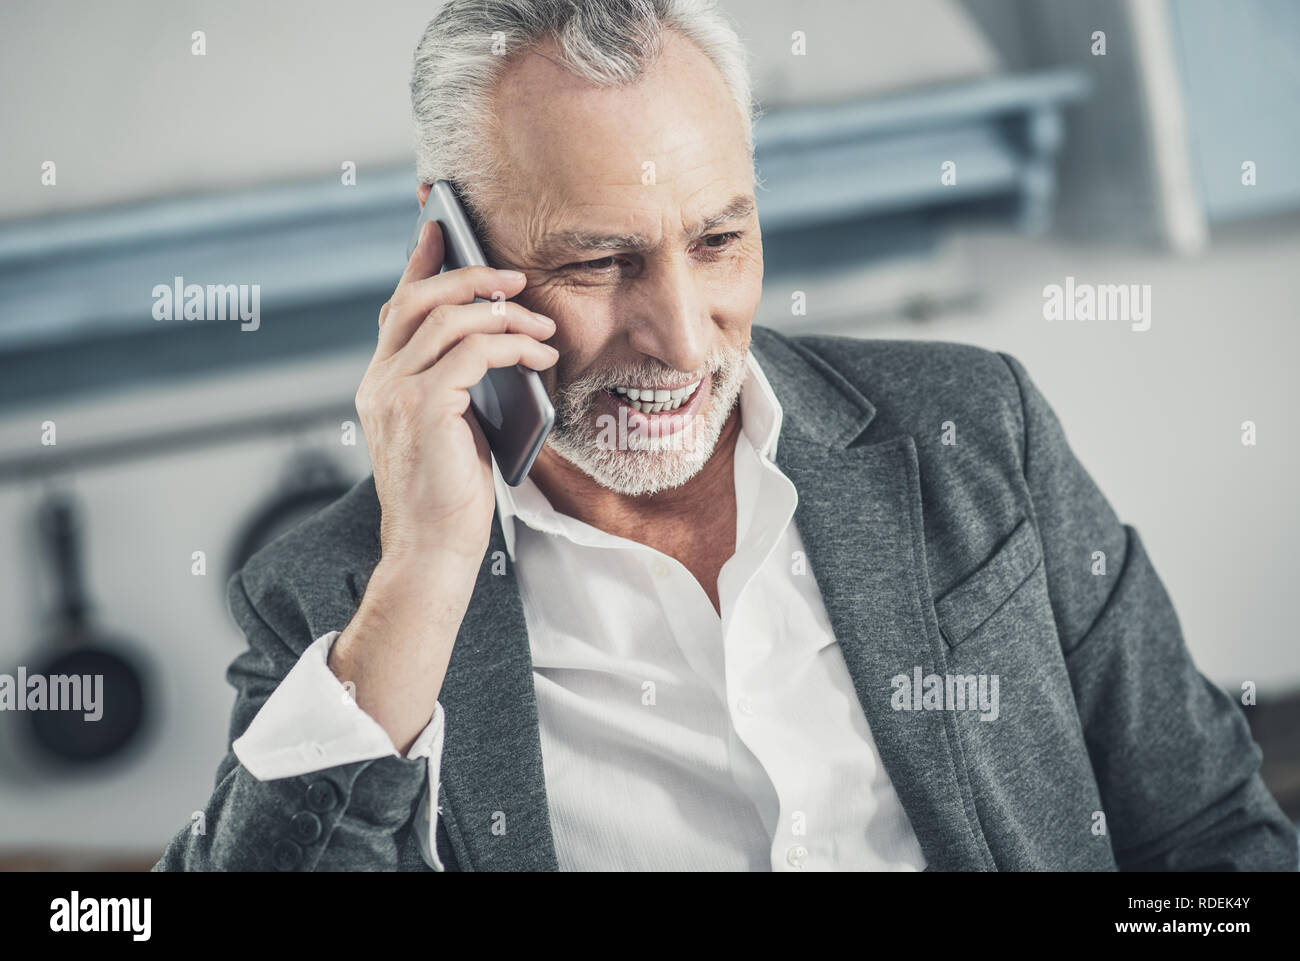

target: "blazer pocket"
[934,517,1043,648]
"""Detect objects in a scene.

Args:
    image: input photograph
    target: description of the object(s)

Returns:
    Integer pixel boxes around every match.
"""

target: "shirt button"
[737,696,756,716]
[786,844,808,869]
[300,741,327,761]
[649,557,670,578]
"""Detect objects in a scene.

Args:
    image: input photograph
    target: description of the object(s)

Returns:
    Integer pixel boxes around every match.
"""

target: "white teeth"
[609,377,705,413]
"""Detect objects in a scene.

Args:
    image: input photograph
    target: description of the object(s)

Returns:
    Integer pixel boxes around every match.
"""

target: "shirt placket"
[718,453,804,869]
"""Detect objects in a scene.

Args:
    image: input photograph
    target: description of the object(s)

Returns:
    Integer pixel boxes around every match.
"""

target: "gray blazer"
[154,326,1298,871]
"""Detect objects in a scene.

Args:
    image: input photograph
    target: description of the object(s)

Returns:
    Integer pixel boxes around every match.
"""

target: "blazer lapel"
[753,328,996,871]
[432,512,560,872]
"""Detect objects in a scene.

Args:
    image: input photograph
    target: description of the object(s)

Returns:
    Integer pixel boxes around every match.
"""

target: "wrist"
[379,522,491,571]
[373,542,482,588]
[330,553,471,696]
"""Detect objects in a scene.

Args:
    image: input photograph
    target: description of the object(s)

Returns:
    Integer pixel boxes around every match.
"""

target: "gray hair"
[410,0,757,215]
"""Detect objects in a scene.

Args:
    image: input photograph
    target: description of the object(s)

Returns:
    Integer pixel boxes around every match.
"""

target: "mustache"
[559,346,738,395]
[563,362,704,396]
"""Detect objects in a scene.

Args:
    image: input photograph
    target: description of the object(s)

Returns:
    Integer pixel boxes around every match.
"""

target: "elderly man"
[155,0,1295,872]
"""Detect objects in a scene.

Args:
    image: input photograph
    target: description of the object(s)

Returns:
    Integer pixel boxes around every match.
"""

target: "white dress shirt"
[234,351,926,872]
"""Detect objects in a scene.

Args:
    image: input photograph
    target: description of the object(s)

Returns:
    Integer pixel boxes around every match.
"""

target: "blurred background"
[0,0,1297,869]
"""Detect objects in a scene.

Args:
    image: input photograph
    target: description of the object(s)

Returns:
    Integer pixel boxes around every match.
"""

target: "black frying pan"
[23,494,150,765]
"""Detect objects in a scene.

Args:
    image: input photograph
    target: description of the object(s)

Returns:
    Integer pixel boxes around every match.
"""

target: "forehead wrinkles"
[505,146,745,263]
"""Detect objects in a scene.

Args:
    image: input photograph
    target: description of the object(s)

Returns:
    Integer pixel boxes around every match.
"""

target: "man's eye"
[562,233,741,272]
[571,255,617,271]
[700,231,741,250]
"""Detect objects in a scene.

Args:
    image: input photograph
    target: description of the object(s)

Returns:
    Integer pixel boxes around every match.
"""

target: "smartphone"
[407,180,555,486]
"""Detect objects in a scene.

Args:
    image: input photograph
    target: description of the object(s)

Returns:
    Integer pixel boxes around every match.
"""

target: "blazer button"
[305,779,338,813]
[272,838,302,872]
[291,810,323,844]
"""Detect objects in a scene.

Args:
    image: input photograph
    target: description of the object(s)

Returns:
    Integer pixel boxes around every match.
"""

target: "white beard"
[544,344,748,496]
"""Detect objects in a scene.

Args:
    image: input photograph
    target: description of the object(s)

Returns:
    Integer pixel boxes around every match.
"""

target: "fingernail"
[499,269,526,282]
[532,311,556,329]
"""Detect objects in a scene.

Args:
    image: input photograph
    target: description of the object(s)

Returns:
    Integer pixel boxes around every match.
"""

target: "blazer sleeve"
[151,571,430,871]
[999,351,1297,872]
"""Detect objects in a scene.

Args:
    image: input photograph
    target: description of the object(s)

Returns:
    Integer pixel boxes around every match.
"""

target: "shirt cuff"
[232,630,443,779]
[416,712,448,872]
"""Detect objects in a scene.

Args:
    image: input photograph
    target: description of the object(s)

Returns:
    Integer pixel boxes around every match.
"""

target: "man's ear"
[417,182,432,210]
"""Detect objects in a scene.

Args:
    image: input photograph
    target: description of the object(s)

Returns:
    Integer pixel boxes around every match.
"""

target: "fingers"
[378,265,529,359]
[431,331,559,393]
[393,300,555,376]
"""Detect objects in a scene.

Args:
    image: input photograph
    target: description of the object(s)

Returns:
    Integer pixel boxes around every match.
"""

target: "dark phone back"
[407,180,554,486]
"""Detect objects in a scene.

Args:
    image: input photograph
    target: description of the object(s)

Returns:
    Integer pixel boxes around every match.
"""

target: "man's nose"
[625,256,711,375]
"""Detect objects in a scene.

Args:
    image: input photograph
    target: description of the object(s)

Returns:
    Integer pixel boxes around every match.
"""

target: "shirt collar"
[492,348,785,561]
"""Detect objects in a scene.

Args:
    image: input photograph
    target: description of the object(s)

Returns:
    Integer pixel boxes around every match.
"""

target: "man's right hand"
[359,218,557,565]
[330,217,558,754]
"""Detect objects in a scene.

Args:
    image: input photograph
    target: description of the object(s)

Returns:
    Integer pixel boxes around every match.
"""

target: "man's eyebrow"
[690,194,755,238]
[533,194,756,262]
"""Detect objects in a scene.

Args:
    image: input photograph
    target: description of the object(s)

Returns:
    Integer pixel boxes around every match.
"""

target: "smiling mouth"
[603,379,704,414]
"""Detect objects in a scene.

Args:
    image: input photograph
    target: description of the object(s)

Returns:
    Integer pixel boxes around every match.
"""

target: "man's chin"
[540,343,748,496]
[544,440,715,497]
